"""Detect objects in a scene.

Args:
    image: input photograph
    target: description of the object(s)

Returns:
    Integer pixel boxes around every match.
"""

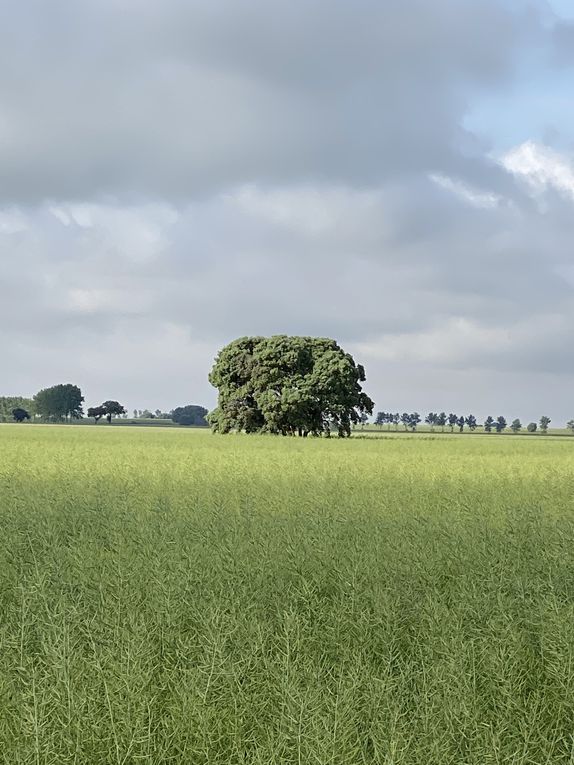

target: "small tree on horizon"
[495,416,507,433]
[102,401,127,423]
[87,406,106,423]
[510,418,522,433]
[465,415,477,431]
[448,413,458,432]
[12,408,30,422]
[539,416,551,433]
[409,412,421,431]
[436,412,447,431]
[484,416,495,433]
[567,419,574,433]
[425,413,438,430]
[527,422,537,433]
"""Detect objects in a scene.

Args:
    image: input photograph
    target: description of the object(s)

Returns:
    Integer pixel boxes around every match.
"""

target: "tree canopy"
[12,408,30,422]
[171,405,208,426]
[88,401,127,423]
[34,384,84,421]
[87,406,107,423]
[208,335,373,437]
[101,401,127,423]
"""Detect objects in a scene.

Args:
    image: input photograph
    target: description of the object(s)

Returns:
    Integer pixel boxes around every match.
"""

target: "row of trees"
[375,411,559,433]
[129,406,208,425]
[5,385,208,427]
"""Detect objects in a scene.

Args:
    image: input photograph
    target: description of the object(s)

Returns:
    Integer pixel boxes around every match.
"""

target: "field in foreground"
[1,426,574,764]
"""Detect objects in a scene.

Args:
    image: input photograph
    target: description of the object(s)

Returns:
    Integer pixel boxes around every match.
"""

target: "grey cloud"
[0,0,543,203]
[2,0,574,420]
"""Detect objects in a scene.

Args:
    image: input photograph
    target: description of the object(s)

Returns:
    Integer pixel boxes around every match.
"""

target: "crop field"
[2,425,574,764]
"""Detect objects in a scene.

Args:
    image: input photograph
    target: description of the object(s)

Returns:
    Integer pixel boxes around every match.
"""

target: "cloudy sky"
[2,0,574,421]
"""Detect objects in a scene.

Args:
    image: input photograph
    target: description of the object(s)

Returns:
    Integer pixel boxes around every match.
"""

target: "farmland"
[2,424,574,763]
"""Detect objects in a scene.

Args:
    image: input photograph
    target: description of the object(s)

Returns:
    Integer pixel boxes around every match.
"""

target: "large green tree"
[208,336,373,437]
[34,384,84,421]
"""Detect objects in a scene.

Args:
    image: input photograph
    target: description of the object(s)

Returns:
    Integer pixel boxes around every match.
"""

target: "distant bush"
[171,405,208,427]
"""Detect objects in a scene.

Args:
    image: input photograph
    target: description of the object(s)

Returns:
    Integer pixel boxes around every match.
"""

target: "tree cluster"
[129,407,208,425]
[132,409,171,419]
[34,384,84,421]
[209,336,373,437]
[5,384,209,427]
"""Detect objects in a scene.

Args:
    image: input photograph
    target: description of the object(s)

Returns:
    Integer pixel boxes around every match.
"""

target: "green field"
[2,425,574,763]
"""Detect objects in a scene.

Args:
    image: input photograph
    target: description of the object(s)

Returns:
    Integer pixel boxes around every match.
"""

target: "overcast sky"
[2,0,574,421]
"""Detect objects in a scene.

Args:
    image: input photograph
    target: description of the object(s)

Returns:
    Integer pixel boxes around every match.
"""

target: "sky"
[2,0,574,422]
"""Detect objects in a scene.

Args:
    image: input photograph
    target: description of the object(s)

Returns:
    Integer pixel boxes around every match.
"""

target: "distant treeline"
[0,386,209,427]
[374,412,574,433]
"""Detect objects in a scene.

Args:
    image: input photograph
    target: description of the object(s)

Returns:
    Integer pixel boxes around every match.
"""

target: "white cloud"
[502,140,574,199]
[429,174,502,208]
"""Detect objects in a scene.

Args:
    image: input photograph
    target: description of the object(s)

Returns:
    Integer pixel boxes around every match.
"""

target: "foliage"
[436,412,447,430]
[101,400,127,423]
[88,401,127,424]
[33,384,84,421]
[448,413,458,432]
[376,412,400,430]
[0,396,34,422]
[539,416,551,433]
[484,416,495,433]
[510,419,522,433]
[2,427,574,762]
[208,336,373,437]
[87,406,106,423]
[12,407,30,422]
[527,422,537,432]
[398,412,423,431]
[411,412,421,431]
[567,420,574,433]
[465,415,478,431]
[171,405,209,427]
[495,416,507,433]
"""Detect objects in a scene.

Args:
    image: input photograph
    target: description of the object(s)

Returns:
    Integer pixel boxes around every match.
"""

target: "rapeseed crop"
[1,424,574,763]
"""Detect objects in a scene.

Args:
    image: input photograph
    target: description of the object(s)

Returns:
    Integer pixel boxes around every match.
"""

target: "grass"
[1,424,574,763]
